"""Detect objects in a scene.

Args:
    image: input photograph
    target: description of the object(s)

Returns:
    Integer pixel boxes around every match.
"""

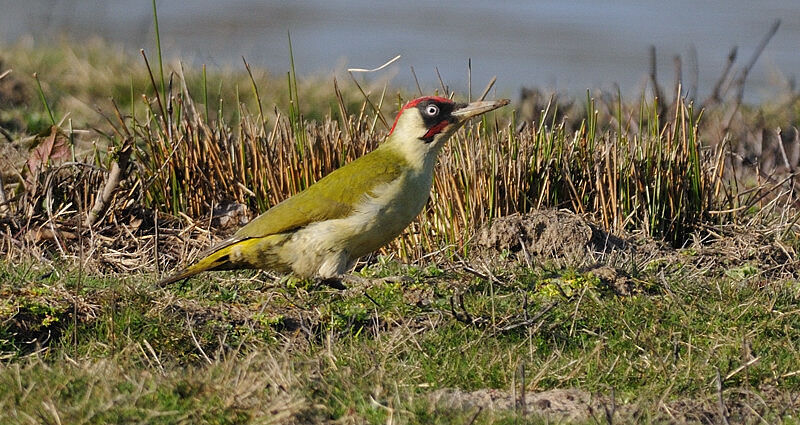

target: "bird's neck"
[381,134,442,176]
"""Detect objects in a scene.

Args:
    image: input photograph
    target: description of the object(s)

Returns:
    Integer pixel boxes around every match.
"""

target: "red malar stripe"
[423,120,450,140]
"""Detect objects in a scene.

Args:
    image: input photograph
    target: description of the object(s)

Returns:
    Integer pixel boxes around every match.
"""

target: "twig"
[686,44,699,102]
[0,125,12,142]
[347,54,401,73]
[776,128,795,172]
[478,77,497,101]
[673,54,682,101]
[725,356,761,381]
[154,208,160,279]
[0,69,14,142]
[44,172,66,257]
[649,45,665,123]
[724,20,781,130]
[140,50,167,132]
[410,66,423,96]
[142,339,165,374]
[466,406,483,425]
[776,128,799,203]
[435,66,449,97]
[332,77,351,140]
[604,387,616,425]
[462,263,489,280]
[710,171,800,214]
[480,263,505,287]
[85,138,133,228]
[519,363,526,417]
[496,301,558,332]
[74,186,83,356]
[468,58,472,102]
[733,19,781,105]
[716,368,731,425]
[450,293,477,325]
[347,71,389,130]
[518,236,532,269]
[41,401,63,425]
[363,289,381,308]
[703,47,738,108]
[187,313,213,365]
[0,173,7,215]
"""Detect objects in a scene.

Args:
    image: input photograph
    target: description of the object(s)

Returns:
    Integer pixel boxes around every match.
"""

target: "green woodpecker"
[158,96,509,287]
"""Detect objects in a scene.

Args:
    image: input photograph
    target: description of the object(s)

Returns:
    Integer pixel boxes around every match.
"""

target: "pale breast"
[342,170,433,257]
[278,169,434,278]
[279,166,432,277]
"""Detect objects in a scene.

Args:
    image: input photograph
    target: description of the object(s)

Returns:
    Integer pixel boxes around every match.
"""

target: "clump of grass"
[0,347,309,424]
[427,94,725,250]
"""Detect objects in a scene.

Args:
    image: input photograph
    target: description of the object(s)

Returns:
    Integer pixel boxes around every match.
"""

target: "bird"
[158,96,510,288]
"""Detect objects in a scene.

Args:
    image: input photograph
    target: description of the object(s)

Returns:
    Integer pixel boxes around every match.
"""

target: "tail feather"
[157,240,239,286]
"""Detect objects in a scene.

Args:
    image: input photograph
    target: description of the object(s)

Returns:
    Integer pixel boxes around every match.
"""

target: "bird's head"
[385,96,509,167]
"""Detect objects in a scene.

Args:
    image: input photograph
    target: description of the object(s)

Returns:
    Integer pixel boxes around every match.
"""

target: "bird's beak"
[451,99,510,123]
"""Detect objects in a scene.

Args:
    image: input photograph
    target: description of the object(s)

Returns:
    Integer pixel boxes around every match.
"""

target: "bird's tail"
[157,238,244,286]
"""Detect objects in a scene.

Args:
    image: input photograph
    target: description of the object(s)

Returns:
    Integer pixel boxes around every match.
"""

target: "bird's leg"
[313,275,382,307]
[340,275,383,307]
[377,275,413,285]
[342,274,369,287]
[316,274,373,290]
[313,274,370,291]
[316,277,347,290]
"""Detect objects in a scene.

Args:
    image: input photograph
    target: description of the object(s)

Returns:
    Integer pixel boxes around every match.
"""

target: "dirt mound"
[431,387,605,422]
[474,210,629,266]
[474,210,798,282]
[431,386,795,423]
[688,226,798,278]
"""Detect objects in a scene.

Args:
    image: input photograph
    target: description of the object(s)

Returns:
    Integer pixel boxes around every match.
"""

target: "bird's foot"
[344,274,413,287]
[376,275,414,285]
[316,277,348,290]
[342,274,370,287]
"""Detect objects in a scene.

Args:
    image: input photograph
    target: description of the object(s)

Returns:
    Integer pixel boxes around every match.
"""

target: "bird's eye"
[425,104,439,116]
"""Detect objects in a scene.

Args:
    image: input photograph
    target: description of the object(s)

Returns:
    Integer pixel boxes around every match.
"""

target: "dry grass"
[3,65,783,274]
[0,347,309,424]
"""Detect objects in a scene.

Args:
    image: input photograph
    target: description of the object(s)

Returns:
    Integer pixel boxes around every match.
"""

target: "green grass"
[1,252,798,423]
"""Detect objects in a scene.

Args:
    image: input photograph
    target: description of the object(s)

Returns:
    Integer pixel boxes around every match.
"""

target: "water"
[1,0,798,102]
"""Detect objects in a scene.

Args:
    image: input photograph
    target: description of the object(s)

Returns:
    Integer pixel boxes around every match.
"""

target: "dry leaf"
[25,125,70,186]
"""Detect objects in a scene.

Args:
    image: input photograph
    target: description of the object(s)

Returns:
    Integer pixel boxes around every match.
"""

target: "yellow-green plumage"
[235,145,406,239]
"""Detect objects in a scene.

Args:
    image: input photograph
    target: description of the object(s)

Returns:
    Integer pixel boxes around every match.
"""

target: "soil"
[432,385,799,423]
[431,387,605,422]
[473,209,634,269]
[473,209,798,279]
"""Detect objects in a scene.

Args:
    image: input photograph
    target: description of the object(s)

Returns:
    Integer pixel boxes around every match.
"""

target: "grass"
[1,245,799,423]
[1,31,800,423]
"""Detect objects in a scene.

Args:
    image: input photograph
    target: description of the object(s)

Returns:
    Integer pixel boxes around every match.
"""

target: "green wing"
[233,146,407,239]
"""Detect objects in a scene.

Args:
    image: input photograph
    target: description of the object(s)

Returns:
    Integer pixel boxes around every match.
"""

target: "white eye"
[425,104,439,116]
